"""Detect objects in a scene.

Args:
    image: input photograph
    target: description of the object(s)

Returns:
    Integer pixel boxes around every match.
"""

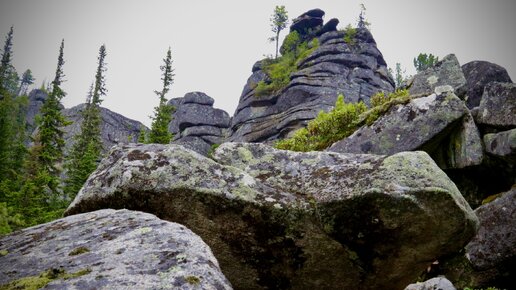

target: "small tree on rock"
[413,53,439,73]
[270,5,289,59]
[148,47,174,144]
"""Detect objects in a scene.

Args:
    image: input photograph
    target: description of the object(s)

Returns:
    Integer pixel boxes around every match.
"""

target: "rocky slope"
[0,209,232,289]
[64,142,477,290]
[228,9,394,143]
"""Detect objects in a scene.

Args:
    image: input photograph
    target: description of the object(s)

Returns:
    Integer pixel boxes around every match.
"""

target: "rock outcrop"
[65,142,478,290]
[483,128,516,164]
[462,60,512,109]
[168,92,230,155]
[474,82,516,130]
[435,187,515,289]
[407,54,467,98]
[328,90,483,169]
[24,89,53,133]
[229,9,394,143]
[63,103,145,153]
[0,209,232,289]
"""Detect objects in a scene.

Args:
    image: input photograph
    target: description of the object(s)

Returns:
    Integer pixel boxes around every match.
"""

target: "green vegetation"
[275,89,410,152]
[185,275,201,285]
[148,47,174,144]
[68,246,90,256]
[413,53,439,73]
[357,4,371,29]
[65,45,107,200]
[269,5,289,59]
[256,32,319,96]
[0,267,91,290]
[343,24,357,46]
[388,62,408,89]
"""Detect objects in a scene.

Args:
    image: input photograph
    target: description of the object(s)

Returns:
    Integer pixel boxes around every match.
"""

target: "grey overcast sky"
[1,0,515,127]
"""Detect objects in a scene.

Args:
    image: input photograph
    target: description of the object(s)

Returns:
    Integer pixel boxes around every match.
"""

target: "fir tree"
[138,125,147,143]
[269,6,288,59]
[65,45,107,198]
[148,47,174,144]
[18,69,34,96]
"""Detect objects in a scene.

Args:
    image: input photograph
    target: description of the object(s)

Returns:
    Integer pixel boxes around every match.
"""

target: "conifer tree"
[269,6,288,59]
[138,125,147,143]
[33,39,69,195]
[65,45,107,198]
[148,47,174,144]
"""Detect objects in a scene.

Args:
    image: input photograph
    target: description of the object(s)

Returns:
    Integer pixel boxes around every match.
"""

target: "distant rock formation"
[65,142,477,290]
[229,9,394,143]
[63,103,145,153]
[0,209,232,289]
[168,92,230,155]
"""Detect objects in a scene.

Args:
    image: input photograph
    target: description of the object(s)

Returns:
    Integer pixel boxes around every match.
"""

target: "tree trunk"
[275,31,280,59]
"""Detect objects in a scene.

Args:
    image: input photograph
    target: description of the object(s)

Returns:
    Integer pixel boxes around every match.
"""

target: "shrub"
[255,34,319,97]
[275,89,411,152]
[343,24,357,46]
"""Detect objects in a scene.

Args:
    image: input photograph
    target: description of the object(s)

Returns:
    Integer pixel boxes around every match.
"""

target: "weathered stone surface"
[63,104,146,153]
[0,209,232,289]
[329,91,483,169]
[290,8,324,34]
[462,60,512,109]
[475,82,516,129]
[168,92,230,155]
[404,277,456,290]
[65,142,478,290]
[484,128,516,161]
[437,187,515,289]
[317,18,339,36]
[409,54,467,98]
[229,12,394,143]
[24,89,52,132]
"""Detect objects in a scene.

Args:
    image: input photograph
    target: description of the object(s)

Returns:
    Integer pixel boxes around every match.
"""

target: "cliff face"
[228,9,394,143]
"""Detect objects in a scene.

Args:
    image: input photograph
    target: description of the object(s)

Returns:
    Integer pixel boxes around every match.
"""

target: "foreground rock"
[229,9,394,143]
[461,60,512,109]
[63,103,146,153]
[436,187,515,289]
[65,142,478,290]
[404,277,456,290]
[329,91,483,169]
[168,92,230,155]
[0,209,231,289]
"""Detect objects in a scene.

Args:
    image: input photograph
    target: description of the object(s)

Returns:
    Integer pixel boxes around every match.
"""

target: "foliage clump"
[343,24,357,46]
[255,32,319,96]
[413,53,439,73]
[275,89,410,152]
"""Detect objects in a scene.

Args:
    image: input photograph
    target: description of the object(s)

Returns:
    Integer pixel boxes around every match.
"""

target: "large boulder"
[483,128,516,166]
[475,82,516,130]
[65,142,478,290]
[437,187,515,289]
[168,92,230,155]
[462,60,512,109]
[328,91,483,169]
[229,9,394,143]
[63,103,146,153]
[404,277,456,290]
[0,209,232,289]
[408,54,467,98]
[290,8,325,35]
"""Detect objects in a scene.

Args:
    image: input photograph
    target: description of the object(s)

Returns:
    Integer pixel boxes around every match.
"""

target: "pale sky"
[1,0,515,127]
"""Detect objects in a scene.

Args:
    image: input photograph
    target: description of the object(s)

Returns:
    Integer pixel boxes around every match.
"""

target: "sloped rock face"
[168,92,230,155]
[484,128,516,164]
[62,104,145,154]
[462,60,512,109]
[328,91,483,169]
[475,82,516,130]
[408,54,467,98]
[0,209,232,289]
[436,187,515,289]
[65,142,478,290]
[24,89,52,132]
[229,9,394,143]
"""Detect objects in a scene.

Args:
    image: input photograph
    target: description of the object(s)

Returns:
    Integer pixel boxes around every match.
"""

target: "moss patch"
[185,275,201,285]
[0,249,8,256]
[68,246,90,256]
[0,268,92,290]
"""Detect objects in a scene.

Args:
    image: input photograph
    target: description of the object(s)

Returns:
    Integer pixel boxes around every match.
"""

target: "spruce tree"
[65,45,107,198]
[148,47,174,144]
[269,6,288,59]
[33,39,69,195]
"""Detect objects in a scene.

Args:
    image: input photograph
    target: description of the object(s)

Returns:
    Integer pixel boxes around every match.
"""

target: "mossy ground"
[0,268,91,290]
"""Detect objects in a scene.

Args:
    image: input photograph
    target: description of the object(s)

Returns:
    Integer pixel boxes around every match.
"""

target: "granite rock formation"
[462,60,512,109]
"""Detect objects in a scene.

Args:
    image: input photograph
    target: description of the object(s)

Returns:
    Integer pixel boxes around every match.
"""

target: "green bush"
[255,33,319,97]
[275,89,411,152]
[343,24,357,46]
